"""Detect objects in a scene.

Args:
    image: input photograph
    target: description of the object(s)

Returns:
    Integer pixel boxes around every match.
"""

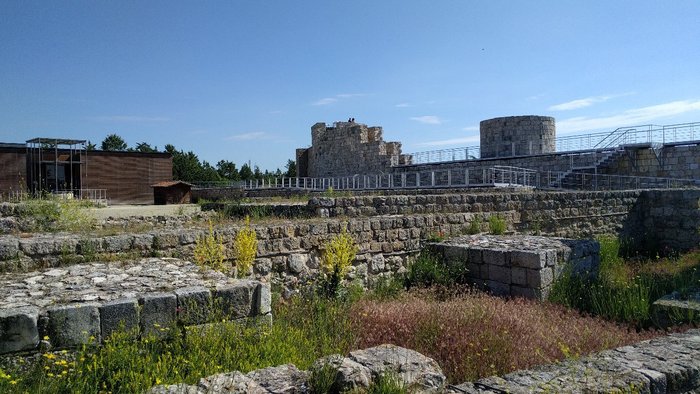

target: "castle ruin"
[296,121,411,178]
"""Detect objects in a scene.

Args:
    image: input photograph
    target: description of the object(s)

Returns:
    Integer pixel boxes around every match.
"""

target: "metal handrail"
[404,121,700,165]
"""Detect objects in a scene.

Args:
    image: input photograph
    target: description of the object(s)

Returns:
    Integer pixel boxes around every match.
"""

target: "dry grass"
[350,289,660,383]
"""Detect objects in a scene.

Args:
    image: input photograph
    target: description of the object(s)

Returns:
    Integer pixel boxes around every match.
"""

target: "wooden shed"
[152,180,193,205]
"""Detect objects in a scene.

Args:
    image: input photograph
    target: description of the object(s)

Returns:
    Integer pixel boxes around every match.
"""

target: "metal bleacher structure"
[212,122,700,192]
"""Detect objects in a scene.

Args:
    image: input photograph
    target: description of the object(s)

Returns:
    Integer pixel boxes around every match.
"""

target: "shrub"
[233,216,257,277]
[404,251,468,289]
[488,215,506,235]
[19,197,95,233]
[318,229,358,298]
[193,221,227,272]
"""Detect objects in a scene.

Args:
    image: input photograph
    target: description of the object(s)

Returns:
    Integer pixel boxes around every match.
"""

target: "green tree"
[86,141,96,151]
[165,144,222,183]
[134,142,157,153]
[284,159,297,177]
[101,134,127,151]
[216,160,240,181]
[239,163,253,181]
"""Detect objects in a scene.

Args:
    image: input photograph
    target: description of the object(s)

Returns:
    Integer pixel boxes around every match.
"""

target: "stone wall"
[0,258,271,355]
[606,143,700,179]
[480,115,556,158]
[1,189,698,293]
[431,235,599,300]
[296,121,410,178]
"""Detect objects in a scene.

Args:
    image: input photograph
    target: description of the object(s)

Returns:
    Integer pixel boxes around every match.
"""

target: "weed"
[193,221,227,272]
[488,215,506,235]
[318,229,358,298]
[308,363,337,394]
[466,217,482,235]
[233,216,257,277]
[426,231,445,242]
[404,251,468,289]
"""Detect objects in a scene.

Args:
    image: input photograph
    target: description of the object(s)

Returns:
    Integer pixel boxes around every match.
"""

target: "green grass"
[1,294,354,393]
[548,235,700,328]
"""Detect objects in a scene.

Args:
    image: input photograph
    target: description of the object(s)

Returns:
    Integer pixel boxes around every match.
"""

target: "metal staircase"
[551,148,625,188]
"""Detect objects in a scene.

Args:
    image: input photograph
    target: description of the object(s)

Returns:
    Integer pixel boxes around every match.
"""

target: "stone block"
[99,298,139,339]
[489,265,511,284]
[369,254,385,274]
[215,281,257,319]
[526,267,553,288]
[287,254,308,274]
[140,293,177,337]
[175,287,212,325]
[511,250,546,269]
[510,286,537,299]
[0,239,19,261]
[481,249,506,266]
[511,267,527,286]
[0,306,39,354]
[254,283,272,315]
[467,249,482,264]
[47,303,101,348]
[485,280,510,297]
[466,262,481,280]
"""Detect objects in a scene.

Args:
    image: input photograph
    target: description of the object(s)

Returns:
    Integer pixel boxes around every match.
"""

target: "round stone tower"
[480,115,556,158]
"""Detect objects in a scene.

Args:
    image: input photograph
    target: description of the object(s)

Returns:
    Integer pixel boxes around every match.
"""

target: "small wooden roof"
[151,180,193,188]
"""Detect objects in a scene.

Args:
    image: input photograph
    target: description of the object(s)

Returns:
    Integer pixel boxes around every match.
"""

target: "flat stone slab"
[0,258,233,310]
[0,258,271,355]
[652,289,700,327]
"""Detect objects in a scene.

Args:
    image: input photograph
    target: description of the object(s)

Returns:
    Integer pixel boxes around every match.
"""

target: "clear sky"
[2,1,700,171]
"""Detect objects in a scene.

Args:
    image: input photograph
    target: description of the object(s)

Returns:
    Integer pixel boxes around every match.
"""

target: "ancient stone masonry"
[479,115,556,159]
[454,329,700,393]
[0,258,271,355]
[2,189,699,295]
[430,235,599,300]
[296,121,411,178]
[147,330,700,393]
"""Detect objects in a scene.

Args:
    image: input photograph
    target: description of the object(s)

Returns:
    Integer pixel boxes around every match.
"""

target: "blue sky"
[2,1,700,171]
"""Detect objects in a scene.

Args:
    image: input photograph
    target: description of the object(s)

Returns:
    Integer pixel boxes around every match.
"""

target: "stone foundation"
[431,235,599,300]
[0,258,271,355]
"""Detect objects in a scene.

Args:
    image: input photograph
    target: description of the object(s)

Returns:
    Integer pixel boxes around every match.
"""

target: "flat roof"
[26,138,87,145]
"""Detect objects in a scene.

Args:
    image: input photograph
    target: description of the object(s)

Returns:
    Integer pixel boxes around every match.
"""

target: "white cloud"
[557,99,700,133]
[549,95,613,111]
[225,132,270,141]
[336,93,365,98]
[312,97,338,106]
[395,103,412,108]
[548,92,635,111]
[414,135,480,148]
[312,93,367,106]
[90,115,170,122]
[410,115,442,125]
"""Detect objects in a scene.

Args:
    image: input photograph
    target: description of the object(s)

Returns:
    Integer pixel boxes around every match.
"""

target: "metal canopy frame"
[26,137,88,195]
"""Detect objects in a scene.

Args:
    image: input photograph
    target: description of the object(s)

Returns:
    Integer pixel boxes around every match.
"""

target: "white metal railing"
[218,166,699,193]
[405,121,700,165]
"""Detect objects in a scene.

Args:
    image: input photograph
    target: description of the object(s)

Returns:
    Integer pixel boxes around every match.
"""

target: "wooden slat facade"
[0,146,172,204]
[0,149,27,194]
[81,151,172,204]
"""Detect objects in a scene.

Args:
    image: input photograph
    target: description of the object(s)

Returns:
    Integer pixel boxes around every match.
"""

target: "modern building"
[0,138,173,204]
